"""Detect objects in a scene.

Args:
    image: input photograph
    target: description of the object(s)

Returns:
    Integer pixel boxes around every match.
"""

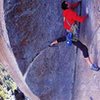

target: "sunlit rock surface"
[4,0,100,100]
[73,0,100,100]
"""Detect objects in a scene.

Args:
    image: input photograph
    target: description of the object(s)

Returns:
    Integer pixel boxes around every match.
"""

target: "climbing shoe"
[49,42,58,47]
[90,64,100,71]
[49,44,57,47]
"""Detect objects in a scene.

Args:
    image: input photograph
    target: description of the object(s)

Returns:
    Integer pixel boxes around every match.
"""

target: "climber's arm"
[73,12,88,23]
[71,1,81,9]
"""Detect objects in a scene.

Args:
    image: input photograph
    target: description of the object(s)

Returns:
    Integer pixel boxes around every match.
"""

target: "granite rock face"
[4,0,64,74]
[73,0,100,100]
[4,0,100,100]
[4,0,76,99]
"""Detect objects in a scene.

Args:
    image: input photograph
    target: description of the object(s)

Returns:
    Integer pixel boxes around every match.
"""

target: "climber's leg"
[72,40,100,71]
[49,36,66,47]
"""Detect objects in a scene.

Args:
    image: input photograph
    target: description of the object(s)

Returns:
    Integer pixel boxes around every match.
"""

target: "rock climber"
[49,1,100,71]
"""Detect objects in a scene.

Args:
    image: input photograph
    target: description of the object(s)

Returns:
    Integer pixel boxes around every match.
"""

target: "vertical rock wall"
[73,0,100,100]
[0,1,40,99]
[4,0,76,100]
[4,0,100,99]
[4,0,67,74]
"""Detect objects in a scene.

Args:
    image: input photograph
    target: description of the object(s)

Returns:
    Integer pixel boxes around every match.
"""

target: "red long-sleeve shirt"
[63,2,87,31]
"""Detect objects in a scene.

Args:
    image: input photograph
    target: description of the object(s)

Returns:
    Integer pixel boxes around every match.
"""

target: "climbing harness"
[65,18,79,46]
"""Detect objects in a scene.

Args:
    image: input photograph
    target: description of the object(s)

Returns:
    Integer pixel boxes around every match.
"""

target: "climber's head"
[61,1,71,10]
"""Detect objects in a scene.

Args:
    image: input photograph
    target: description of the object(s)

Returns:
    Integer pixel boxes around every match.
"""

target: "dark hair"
[61,1,68,10]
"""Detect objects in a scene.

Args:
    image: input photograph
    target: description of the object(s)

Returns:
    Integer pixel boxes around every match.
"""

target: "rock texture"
[4,0,100,100]
[4,0,64,74]
[0,1,40,100]
[4,0,77,99]
[73,0,100,100]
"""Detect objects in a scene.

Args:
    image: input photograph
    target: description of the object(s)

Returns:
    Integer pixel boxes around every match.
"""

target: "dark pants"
[57,36,89,58]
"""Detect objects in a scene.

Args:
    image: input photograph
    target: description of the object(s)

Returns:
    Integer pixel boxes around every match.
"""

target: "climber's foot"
[90,64,100,71]
[49,43,57,47]
[49,40,58,47]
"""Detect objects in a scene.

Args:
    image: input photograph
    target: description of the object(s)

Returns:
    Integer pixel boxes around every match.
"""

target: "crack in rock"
[24,46,50,80]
